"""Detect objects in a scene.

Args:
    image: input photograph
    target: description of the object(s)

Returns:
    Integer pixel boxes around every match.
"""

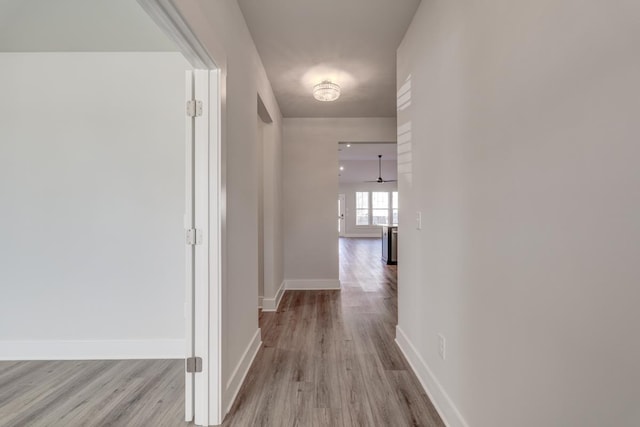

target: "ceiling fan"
[365,154,397,183]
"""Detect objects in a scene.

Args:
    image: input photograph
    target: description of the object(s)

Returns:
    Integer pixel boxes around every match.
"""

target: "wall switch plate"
[416,211,422,230]
[438,334,446,360]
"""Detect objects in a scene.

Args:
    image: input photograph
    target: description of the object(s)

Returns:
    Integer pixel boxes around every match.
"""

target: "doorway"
[183,69,221,425]
[337,141,398,281]
[139,1,224,425]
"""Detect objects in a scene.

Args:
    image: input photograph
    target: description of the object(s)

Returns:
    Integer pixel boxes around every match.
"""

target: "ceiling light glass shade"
[313,81,340,102]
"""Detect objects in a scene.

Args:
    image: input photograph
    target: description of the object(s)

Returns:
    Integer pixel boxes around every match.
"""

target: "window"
[392,191,398,225]
[372,192,389,225]
[355,192,370,225]
[354,191,398,226]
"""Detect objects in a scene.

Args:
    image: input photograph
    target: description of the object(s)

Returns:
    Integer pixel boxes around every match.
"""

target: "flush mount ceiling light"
[313,81,340,102]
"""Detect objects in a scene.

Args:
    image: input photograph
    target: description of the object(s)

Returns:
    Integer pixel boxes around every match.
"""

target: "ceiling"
[237,0,421,118]
[339,142,397,161]
[339,143,397,184]
[0,0,177,52]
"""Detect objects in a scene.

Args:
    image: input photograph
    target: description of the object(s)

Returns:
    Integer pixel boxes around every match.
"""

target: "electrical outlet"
[416,211,422,230]
[438,334,446,360]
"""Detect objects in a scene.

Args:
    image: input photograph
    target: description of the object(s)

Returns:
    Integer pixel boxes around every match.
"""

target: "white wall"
[0,0,177,52]
[173,0,284,414]
[0,52,189,359]
[396,1,640,426]
[339,182,397,237]
[283,118,396,287]
[261,113,284,309]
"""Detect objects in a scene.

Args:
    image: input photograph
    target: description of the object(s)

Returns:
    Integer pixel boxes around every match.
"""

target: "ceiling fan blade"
[382,180,398,183]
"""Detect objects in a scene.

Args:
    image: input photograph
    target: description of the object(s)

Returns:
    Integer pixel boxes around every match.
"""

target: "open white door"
[338,194,346,237]
[185,69,222,425]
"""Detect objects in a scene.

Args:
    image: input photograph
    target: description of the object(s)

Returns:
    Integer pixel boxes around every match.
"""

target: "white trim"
[285,279,341,290]
[138,2,223,425]
[343,233,381,238]
[223,328,262,415]
[137,0,216,69]
[395,326,470,427]
[184,70,196,422]
[0,339,185,361]
[191,69,215,427]
[261,281,285,312]
[207,68,224,427]
[138,0,227,425]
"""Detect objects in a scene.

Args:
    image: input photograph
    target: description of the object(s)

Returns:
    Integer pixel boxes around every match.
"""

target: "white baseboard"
[395,326,469,427]
[261,281,285,312]
[224,328,262,416]
[0,339,185,361]
[343,233,381,238]
[284,279,341,290]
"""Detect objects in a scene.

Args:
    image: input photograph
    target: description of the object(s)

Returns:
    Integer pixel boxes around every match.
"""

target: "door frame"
[137,1,225,425]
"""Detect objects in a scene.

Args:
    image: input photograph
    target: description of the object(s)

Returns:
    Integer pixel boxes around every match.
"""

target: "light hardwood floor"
[222,238,443,426]
[0,238,443,426]
[0,359,184,426]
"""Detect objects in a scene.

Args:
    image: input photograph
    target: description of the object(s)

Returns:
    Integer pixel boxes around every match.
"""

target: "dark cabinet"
[381,225,398,265]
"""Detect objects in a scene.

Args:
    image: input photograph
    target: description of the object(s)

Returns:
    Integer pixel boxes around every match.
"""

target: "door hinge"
[186,357,202,373]
[186,100,203,117]
[186,229,202,245]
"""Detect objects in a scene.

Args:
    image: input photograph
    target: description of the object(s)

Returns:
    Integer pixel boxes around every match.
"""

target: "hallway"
[223,237,444,426]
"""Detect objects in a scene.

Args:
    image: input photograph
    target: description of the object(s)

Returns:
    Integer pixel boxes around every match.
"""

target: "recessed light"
[346,144,351,148]
[340,166,344,171]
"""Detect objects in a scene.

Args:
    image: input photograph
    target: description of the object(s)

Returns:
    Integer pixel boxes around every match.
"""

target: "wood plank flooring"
[0,238,444,426]
[222,238,443,426]
[0,359,184,426]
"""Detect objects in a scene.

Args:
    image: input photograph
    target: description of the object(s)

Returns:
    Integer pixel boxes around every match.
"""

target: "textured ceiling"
[0,0,177,52]
[238,0,421,118]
